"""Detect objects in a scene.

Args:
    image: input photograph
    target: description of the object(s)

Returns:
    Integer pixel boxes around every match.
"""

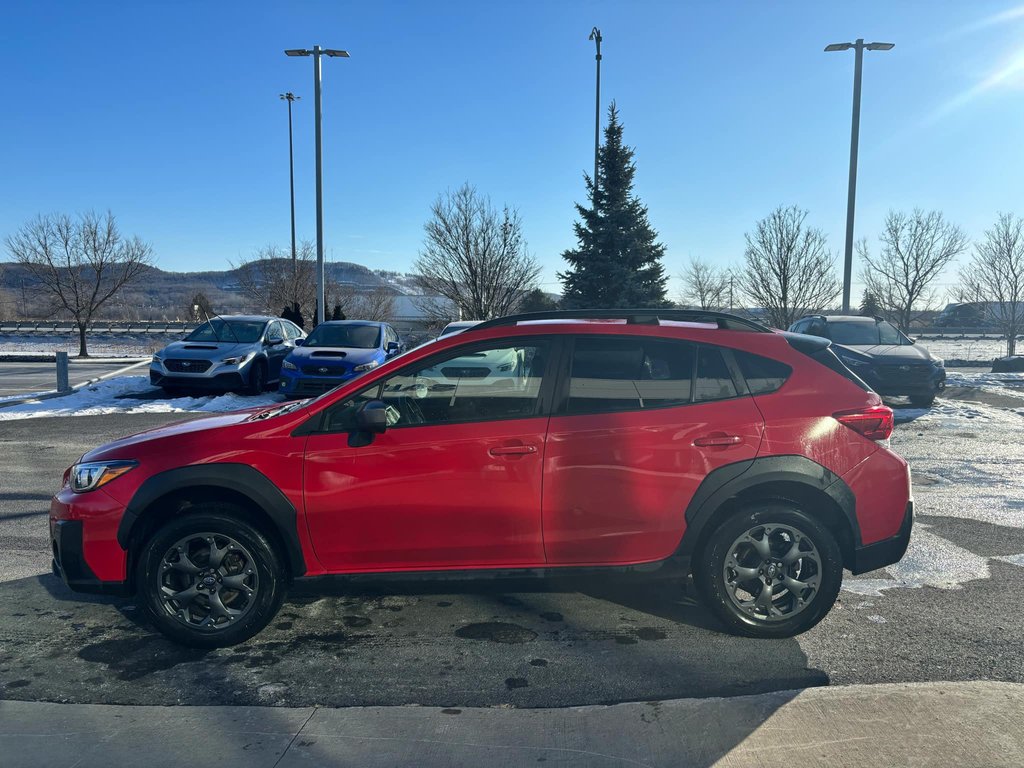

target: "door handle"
[693,434,742,448]
[489,444,538,456]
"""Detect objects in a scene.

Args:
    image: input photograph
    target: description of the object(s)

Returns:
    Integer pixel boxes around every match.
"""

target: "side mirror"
[355,400,388,433]
[386,341,400,354]
[266,336,284,346]
[294,338,304,346]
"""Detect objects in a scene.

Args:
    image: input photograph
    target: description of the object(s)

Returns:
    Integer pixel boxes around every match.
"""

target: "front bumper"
[279,369,358,398]
[51,519,130,596]
[862,365,946,397]
[850,501,914,575]
[150,369,245,391]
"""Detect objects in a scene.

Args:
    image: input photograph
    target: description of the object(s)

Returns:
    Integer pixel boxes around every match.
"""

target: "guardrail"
[0,321,198,335]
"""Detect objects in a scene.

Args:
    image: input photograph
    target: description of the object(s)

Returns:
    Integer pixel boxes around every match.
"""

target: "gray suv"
[150,315,305,395]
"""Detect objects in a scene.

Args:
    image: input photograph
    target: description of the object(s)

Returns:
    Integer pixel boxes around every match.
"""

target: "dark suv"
[788,315,945,407]
[51,310,912,647]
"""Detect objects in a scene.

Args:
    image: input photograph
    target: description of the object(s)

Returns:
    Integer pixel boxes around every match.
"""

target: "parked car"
[438,319,481,337]
[150,315,305,396]
[53,309,912,647]
[279,320,404,399]
[788,315,946,407]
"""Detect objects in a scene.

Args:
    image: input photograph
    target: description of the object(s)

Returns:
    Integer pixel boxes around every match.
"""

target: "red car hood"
[82,408,268,462]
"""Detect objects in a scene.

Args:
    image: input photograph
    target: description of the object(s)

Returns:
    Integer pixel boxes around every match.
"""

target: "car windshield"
[304,324,381,349]
[828,320,906,346]
[185,319,266,344]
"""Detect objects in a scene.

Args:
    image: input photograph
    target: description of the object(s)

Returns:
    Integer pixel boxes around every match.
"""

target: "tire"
[693,503,843,639]
[909,394,935,407]
[245,360,267,395]
[135,506,287,648]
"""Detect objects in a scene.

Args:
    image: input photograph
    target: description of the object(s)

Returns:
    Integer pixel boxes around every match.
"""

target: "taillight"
[833,405,894,441]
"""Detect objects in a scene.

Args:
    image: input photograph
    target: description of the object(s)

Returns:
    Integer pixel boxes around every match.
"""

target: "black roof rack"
[468,309,771,333]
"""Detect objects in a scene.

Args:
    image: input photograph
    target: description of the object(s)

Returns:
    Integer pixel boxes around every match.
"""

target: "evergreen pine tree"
[860,291,882,317]
[559,103,668,308]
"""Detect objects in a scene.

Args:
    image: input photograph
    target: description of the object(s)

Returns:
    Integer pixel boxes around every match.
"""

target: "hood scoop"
[183,344,218,350]
[311,350,347,357]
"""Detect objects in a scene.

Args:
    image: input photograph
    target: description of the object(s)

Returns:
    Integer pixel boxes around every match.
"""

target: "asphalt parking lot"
[2,404,1024,709]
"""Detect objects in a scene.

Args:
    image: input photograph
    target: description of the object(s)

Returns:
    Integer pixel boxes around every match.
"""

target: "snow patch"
[0,375,284,421]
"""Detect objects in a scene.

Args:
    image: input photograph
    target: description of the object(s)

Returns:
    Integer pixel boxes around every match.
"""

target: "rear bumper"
[50,519,130,596]
[850,501,914,575]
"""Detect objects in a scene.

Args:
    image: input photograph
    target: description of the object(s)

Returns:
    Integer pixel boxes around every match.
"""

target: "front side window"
[324,340,549,431]
[567,336,695,414]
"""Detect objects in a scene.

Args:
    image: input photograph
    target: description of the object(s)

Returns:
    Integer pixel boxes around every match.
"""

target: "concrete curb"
[0,360,149,409]
[1,681,1021,767]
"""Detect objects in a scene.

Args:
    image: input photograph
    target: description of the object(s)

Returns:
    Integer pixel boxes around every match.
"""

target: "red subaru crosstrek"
[50,310,912,647]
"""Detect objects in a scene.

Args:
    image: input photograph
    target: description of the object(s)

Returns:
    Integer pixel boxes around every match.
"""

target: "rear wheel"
[693,503,843,638]
[909,394,935,407]
[135,506,286,648]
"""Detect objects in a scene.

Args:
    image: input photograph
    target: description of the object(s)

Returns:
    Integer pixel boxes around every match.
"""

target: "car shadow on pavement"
[2,572,825,766]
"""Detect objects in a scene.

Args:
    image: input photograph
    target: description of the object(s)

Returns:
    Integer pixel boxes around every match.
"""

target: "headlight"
[282,360,297,371]
[933,357,944,367]
[151,354,162,363]
[69,460,138,493]
[497,362,515,372]
[353,360,380,372]
[221,352,254,365]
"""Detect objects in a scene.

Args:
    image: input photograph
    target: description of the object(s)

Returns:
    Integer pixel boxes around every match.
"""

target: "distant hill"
[0,260,423,321]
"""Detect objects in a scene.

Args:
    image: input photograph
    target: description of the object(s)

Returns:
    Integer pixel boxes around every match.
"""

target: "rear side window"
[734,351,792,395]
[568,337,695,414]
[694,347,738,401]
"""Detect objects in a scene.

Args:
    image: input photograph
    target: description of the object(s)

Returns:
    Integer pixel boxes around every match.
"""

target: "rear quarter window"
[734,351,792,395]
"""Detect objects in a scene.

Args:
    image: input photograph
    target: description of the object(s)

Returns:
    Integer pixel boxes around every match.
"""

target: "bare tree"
[334,284,397,322]
[414,183,541,320]
[5,211,153,356]
[958,213,1024,357]
[739,206,840,329]
[679,257,730,310]
[857,209,968,332]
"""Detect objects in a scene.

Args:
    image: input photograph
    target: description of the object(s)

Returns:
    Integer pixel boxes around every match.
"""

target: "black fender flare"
[117,463,306,576]
[676,454,859,558]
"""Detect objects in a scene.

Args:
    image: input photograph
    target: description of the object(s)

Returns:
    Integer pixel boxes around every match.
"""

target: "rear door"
[542,335,764,565]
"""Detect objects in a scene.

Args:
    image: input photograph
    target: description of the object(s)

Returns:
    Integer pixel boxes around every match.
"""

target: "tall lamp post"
[825,38,894,313]
[588,27,602,201]
[279,92,300,272]
[285,45,350,325]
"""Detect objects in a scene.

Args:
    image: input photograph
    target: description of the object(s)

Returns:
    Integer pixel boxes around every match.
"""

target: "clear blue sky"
[3,1,1024,300]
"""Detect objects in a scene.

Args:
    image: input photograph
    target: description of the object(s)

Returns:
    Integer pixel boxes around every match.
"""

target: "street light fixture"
[284,45,350,325]
[279,92,300,274]
[826,38,894,313]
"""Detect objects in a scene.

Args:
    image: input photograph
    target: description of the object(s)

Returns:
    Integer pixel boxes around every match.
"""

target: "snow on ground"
[0,375,284,421]
[916,336,1007,364]
[0,333,180,358]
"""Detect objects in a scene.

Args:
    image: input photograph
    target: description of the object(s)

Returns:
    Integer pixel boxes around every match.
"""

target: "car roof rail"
[467,309,772,333]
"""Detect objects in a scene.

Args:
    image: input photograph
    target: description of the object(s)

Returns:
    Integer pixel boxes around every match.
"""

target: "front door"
[303,338,554,572]
[542,335,763,565]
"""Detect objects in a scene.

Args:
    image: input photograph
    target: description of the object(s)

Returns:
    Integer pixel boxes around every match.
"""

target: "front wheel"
[693,503,843,638]
[135,507,286,648]
[244,360,267,395]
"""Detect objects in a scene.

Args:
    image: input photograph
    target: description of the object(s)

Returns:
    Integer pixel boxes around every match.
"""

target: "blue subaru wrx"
[279,320,404,398]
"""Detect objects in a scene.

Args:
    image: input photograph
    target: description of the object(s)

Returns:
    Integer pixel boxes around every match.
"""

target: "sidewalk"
[2,682,1022,767]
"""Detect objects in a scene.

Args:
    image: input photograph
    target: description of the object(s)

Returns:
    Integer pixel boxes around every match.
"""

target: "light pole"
[285,45,350,325]
[825,38,894,313]
[279,92,300,272]
[588,27,602,201]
